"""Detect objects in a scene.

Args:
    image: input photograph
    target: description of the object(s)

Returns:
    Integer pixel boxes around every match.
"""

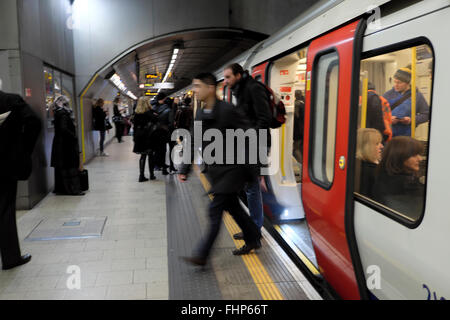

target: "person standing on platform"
[153,93,170,175]
[0,86,41,270]
[133,97,159,182]
[223,63,272,240]
[51,96,84,196]
[179,72,261,266]
[112,97,125,143]
[92,98,109,156]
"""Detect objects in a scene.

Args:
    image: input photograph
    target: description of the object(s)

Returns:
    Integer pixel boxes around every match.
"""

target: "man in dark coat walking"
[0,89,41,270]
[178,73,261,266]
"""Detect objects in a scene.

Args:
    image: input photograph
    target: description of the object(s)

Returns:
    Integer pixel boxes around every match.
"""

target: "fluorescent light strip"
[161,48,180,85]
[110,73,137,100]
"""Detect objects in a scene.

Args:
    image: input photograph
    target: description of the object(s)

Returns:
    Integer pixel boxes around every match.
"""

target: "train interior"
[264,47,320,271]
[355,43,433,222]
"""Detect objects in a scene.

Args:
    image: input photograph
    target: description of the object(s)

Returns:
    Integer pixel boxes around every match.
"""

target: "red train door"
[302,19,366,299]
[251,62,268,82]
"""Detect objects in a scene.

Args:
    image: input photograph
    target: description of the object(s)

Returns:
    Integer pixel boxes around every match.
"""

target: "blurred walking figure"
[92,98,109,156]
[0,87,41,269]
[51,96,84,196]
[179,73,261,267]
[133,97,159,182]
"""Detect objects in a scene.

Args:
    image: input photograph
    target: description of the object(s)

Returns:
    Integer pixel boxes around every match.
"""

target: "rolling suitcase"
[79,169,89,191]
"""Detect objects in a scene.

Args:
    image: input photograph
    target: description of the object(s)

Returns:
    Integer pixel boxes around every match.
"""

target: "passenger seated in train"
[383,68,429,137]
[372,136,425,219]
[355,128,383,198]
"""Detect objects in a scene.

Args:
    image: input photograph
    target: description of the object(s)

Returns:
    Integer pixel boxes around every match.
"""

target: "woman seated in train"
[355,128,383,198]
[372,136,425,219]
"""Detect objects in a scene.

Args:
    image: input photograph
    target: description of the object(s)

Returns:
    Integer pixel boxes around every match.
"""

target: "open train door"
[302,19,367,299]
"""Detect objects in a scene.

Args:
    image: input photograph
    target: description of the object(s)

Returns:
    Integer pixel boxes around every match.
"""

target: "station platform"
[0,137,321,300]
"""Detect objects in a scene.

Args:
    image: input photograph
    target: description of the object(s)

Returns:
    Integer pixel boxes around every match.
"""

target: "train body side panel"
[302,20,361,300]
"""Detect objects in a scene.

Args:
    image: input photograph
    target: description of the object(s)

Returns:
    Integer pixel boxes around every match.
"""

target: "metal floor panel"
[24,217,107,241]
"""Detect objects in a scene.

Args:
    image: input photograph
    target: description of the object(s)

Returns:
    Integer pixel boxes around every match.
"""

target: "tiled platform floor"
[0,136,168,300]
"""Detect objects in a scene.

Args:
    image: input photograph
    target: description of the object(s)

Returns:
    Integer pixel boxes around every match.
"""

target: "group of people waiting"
[132,92,193,182]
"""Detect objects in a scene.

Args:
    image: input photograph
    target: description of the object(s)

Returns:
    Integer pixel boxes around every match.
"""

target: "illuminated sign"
[146,74,158,79]
[152,83,174,89]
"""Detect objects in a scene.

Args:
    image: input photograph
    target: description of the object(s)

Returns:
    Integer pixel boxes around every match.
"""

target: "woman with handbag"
[51,96,85,196]
[133,97,159,182]
[92,98,109,156]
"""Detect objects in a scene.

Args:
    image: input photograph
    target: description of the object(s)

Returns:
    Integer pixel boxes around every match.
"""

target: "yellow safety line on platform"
[274,225,320,276]
[196,171,284,300]
[80,74,99,163]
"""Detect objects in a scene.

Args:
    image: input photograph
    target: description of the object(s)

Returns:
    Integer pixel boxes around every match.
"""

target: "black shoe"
[169,166,178,174]
[2,254,32,270]
[150,175,156,180]
[162,169,169,176]
[233,232,244,240]
[139,176,149,182]
[181,256,207,266]
[232,241,261,256]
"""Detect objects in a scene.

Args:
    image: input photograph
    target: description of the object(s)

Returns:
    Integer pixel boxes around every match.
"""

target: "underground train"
[174,0,450,300]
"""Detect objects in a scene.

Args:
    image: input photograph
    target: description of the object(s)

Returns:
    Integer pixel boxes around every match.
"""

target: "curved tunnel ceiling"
[107,28,267,98]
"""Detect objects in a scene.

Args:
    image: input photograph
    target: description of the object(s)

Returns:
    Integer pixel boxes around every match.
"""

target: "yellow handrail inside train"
[361,78,369,129]
[411,47,417,138]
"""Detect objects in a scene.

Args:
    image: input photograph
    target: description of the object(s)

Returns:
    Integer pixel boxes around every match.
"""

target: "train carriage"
[175,0,450,300]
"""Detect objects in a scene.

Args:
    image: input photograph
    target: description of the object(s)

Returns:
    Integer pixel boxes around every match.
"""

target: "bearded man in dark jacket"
[0,89,41,270]
[224,63,272,239]
[178,73,261,266]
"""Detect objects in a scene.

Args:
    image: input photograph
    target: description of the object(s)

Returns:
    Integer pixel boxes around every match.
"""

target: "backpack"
[174,106,193,129]
[368,90,392,141]
[256,82,286,129]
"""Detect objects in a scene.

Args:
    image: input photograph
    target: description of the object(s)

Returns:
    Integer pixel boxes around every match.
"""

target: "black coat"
[366,92,386,137]
[92,105,106,131]
[0,91,42,181]
[51,108,80,169]
[372,170,425,219]
[355,159,377,198]
[232,71,272,130]
[179,100,259,194]
[132,110,159,153]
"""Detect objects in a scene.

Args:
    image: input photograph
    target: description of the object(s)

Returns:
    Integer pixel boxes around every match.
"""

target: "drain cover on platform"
[25,217,107,241]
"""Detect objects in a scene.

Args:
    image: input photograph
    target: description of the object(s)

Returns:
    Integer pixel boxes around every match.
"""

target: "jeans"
[246,177,264,229]
[99,130,106,152]
[195,193,260,259]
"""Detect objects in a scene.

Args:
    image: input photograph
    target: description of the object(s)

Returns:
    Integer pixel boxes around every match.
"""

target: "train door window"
[216,81,225,101]
[354,43,433,224]
[309,51,339,188]
[269,47,308,183]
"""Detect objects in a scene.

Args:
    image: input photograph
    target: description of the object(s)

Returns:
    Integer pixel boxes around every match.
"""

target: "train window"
[309,51,339,188]
[269,47,308,184]
[354,43,433,224]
